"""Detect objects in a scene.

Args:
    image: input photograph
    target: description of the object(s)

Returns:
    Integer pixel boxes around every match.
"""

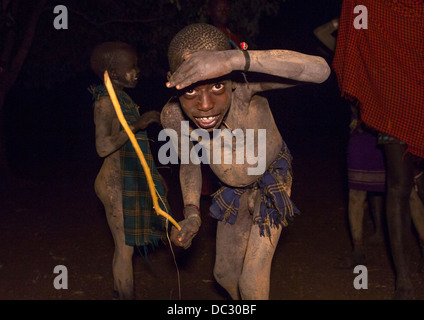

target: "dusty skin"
[2,76,424,300]
[91,42,161,299]
[162,23,330,300]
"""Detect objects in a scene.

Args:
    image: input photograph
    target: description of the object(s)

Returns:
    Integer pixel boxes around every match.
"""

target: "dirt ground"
[1,73,424,303]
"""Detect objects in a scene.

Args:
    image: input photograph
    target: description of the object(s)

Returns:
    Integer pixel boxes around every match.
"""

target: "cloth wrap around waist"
[90,85,170,248]
[209,142,300,238]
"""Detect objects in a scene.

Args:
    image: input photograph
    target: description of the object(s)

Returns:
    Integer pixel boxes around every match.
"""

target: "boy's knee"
[239,270,269,300]
[213,266,236,287]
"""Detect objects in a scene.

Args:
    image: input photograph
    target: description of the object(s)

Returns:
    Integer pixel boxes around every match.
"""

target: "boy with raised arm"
[162,23,330,299]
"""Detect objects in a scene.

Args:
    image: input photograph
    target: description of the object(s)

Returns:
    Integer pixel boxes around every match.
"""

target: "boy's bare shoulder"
[94,95,113,108]
[161,101,185,130]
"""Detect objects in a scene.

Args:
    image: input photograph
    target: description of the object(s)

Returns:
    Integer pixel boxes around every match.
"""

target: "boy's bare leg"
[239,214,282,300]
[336,189,366,268]
[367,193,385,244]
[349,189,366,247]
[217,175,290,300]
[213,190,254,300]
[239,178,291,300]
[105,203,134,300]
[95,168,134,300]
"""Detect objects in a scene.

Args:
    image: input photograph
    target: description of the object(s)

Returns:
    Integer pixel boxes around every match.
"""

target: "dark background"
[3,0,423,301]
[3,0,345,179]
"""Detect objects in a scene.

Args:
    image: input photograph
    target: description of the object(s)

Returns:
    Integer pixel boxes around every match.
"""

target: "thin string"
[156,189,181,300]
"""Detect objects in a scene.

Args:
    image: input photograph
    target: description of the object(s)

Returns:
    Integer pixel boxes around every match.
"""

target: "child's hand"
[132,111,161,131]
[170,215,201,249]
[166,51,233,90]
[170,206,201,249]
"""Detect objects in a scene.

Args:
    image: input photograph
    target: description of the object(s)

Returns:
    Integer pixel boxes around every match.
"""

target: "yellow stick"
[104,71,181,231]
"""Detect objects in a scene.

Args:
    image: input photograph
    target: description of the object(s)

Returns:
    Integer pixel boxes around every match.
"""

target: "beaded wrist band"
[240,42,250,73]
[184,204,199,211]
[183,204,201,219]
[242,50,250,73]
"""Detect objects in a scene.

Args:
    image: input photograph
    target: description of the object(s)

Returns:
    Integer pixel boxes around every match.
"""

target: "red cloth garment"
[333,0,424,159]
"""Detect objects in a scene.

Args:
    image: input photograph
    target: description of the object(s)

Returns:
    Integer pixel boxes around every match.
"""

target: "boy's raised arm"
[166,49,330,90]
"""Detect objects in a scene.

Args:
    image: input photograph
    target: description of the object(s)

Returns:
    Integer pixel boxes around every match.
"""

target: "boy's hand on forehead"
[166,50,234,90]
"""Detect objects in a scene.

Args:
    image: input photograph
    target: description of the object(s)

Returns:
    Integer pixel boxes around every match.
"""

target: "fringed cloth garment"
[332,0,424,159]
[90,85,170,248]
[209,142,300,238]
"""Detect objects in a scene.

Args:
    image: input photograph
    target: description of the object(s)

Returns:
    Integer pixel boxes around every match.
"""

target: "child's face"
[112,48,140,89]
[210,0,230,27]
[179,79,232,131]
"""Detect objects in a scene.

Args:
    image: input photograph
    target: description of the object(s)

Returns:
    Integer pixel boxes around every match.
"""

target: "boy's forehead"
[115,47,137,63]
[116,46,137,57]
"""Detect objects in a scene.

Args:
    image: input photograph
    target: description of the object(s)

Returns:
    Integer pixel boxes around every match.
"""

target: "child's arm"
[161,102,202,248]
[94,97,129,157]
[313,18,339,52]
[132,110,161,132]
[166,49,330,90]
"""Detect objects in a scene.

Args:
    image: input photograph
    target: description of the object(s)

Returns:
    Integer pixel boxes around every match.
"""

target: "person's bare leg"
[239,216,282,300]
[384,143,414,300]
[213,190,254,300]
[337,189,366,268]
[410,188,424,273]
[95,166,134,300]
[349,189,366,250]
[367,192,385,245]
[239,175,291,299]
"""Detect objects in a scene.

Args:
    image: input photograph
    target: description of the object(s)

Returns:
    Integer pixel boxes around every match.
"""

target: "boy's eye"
[184,89,196,96]
[212,83,224,92]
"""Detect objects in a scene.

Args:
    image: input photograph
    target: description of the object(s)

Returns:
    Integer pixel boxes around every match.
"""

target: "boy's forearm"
[230,49,331,84]
[180,163,202,208]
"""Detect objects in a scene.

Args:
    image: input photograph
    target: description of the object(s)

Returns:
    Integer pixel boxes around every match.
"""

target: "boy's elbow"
[96,144,111,158]
[96,149,108,158]
[314,57,331,83]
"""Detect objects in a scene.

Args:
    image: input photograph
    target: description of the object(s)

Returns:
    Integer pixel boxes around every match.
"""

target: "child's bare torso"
[209,94,282,187]
[163,88,283,187]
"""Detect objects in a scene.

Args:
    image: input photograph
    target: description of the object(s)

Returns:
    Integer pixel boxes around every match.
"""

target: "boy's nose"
[197,92,214,112]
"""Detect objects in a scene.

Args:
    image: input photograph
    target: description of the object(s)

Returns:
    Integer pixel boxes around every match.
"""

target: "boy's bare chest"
[204,99,282,187]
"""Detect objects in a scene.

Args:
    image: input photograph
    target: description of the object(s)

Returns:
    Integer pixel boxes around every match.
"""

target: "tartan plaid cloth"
[209,142,300,238]
[333,0,424,159]
[90,85,169,247]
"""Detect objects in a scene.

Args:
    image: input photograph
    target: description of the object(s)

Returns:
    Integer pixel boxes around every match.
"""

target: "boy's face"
[210,0,230,27]
[179,79,232,131]
[111,48,140,89]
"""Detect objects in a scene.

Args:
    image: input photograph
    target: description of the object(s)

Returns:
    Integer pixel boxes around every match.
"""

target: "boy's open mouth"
[194,115,220,129]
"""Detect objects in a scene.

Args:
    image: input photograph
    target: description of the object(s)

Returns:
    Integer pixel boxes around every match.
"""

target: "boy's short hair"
[168,23,230,73]
[90,41,135,80]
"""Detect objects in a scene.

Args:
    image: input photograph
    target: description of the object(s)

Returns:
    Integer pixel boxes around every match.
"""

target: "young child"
[161,23,330,299]
[89,41,168,299]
